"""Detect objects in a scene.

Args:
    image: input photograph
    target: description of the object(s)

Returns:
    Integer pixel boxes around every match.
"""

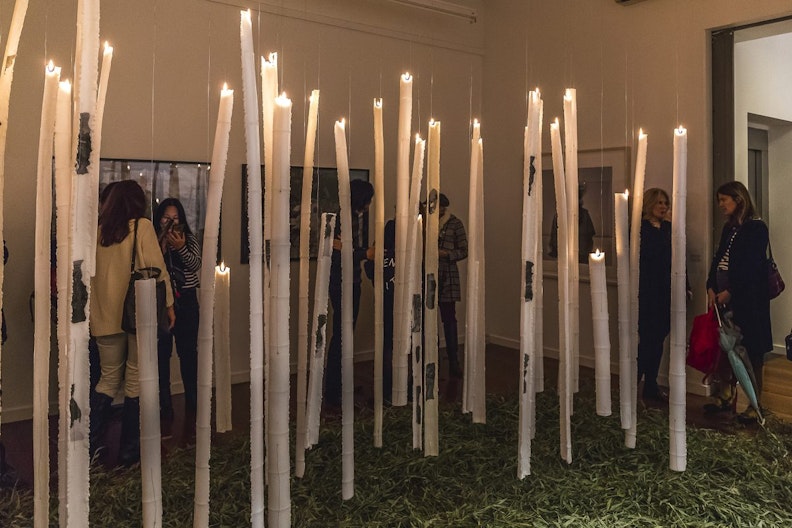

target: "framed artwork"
[240,165,370,263]
[99,158,211,243]
[541,147,630,270]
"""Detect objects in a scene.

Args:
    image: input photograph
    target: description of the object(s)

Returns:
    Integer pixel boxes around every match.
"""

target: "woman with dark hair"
[638,188,672,403]
[706,180,772,422]
[90,180,175,465]
[153,198,201,437]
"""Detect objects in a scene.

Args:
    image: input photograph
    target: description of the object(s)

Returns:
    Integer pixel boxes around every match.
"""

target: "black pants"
[158,288,199,413]
[325,282,361,405]
[637,333,666,397]
[439,301,460,366]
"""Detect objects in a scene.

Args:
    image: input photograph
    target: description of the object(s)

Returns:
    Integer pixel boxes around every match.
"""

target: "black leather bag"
[768,244,785,300]
[785,330,792,361]
[121,220,168,334]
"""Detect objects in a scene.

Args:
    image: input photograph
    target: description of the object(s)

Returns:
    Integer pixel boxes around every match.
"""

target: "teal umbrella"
[715,306,764,422]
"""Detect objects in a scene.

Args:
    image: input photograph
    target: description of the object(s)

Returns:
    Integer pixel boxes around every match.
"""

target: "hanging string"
[151,0,158,166]
[674,0,680,125]
[598,0,605,244]
[429,50,434,122]
[347,68,352,158]
[206,14,212,164]
[468,60,473,157]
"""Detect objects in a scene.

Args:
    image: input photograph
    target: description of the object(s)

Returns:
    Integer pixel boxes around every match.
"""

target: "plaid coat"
[438,214,467,303]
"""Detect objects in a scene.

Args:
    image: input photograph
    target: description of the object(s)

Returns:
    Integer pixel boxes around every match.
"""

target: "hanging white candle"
[136,278,162,528]
[550,118,572,464]
[626,129,648,449]
[269,93,292,527]
[563,89,580,397]
[393,72,413,407]
[214,263,232,433]
[54,79,72,525]
[424,119,441,457]
[372,98,385,447]
[33,61,59,526]
[589,249,611,417]
[669,126,688,472]
[305,213,336,448]
[334,119,356,500]
[194,85,233,527]
[296,89,319,477]
[615,190,632,430]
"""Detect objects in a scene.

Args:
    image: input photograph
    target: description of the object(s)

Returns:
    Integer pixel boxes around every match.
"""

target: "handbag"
[121,219,168,334]
[768,243,785,300]
[687,306,721,375]
[785,329,792,361]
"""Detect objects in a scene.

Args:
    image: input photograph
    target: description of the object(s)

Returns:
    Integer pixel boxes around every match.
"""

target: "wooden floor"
[2,344,790,488]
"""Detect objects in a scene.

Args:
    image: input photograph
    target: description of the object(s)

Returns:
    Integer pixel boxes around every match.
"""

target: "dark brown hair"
[716,180,755,226]
[98,180,147,246]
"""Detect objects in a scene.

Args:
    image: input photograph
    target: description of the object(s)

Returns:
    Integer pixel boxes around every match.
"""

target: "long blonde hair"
[642,188,670,220]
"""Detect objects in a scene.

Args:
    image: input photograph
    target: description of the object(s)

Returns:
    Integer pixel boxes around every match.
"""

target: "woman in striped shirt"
[155,198,202,437]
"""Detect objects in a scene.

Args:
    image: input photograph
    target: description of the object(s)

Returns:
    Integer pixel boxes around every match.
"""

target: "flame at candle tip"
[47,60,55,72]
[625,189,629,197]
[222,82,228,91]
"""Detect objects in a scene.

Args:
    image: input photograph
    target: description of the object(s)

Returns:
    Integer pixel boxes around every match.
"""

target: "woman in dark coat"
[638,188,672,402]
[706,181,772,421]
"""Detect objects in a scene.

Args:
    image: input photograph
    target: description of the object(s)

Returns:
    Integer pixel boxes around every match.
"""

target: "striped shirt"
[164,232,201,291]
[717,226,738,272]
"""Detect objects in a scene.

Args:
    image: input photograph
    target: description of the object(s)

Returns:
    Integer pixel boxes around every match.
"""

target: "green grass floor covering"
[4,387,792,527]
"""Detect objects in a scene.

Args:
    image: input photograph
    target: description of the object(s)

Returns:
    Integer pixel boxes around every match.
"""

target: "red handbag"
[687,307,721,374]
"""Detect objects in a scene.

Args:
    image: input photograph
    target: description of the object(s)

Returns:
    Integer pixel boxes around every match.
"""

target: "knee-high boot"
[118,397,140,467]
[89,391,113,457]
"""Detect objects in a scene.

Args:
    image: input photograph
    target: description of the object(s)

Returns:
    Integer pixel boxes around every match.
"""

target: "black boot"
[118,397,141,468]
[89,391,113,458]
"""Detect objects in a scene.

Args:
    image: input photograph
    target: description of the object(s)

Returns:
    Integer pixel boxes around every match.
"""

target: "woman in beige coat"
[90,180,175,465]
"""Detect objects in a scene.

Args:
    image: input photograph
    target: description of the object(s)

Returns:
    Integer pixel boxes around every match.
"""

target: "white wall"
[1,0,483,421]
[482,0,792,390]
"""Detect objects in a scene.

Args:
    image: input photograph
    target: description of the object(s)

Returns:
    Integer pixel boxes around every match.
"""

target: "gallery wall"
[481,0,792,383]
[1,0,483,420]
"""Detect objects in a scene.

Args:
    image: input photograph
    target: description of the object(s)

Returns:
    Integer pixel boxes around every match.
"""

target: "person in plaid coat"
[437,193,467,378]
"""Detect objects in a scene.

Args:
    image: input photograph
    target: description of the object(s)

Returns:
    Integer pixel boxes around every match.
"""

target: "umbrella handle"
[714,303,723,327]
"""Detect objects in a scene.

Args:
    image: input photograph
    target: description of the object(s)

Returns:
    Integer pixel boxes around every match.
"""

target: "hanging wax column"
[589,250,612,416]
[54,79,72,526]
[260,52,278,488]
[519,89,542,479]
[531,95,545,438]
[33,61,59,527]
[89,41,113,269]
[67,1,100,523]
[407,137,426,450]
[626,129,647,449]
[0,0,28,432]
[464,121,486,423]
[305,213,336,448]
[393,73,413,406]
[372,98,386,447]
[463,122,481,416]
[424,119,441,457]
[550,118,572,464]
[214,263,232,433]
[532,95,545,442]
[269,94,292,528]
[411,214,424,450]
[194,85,233,528]
[615,190,632,430]
[239,13,265,524]
[136,278,162,528]
[401,133,426,420]
[334,120,356,500]
[563,89,580,397]
[669,126,688,472]
[296,89,319,475]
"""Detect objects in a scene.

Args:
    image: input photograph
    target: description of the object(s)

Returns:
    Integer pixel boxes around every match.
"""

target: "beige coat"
[90,218,174,337]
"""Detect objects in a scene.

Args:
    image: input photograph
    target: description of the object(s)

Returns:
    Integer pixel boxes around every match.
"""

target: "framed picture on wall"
[240,165,370,263]
[99,158,211,244]
[541,147,630,272]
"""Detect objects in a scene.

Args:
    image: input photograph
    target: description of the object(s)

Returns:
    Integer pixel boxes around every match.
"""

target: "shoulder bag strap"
[130,219,139,273]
